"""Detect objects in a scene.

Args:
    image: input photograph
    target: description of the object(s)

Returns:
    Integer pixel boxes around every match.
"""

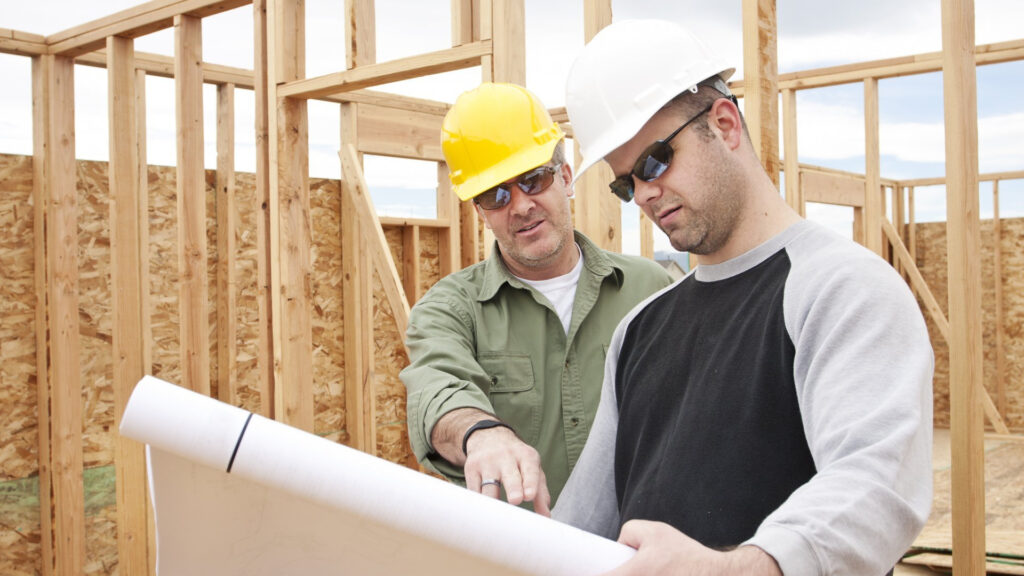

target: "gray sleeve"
[747,238,934,575]
[550,315,628,540]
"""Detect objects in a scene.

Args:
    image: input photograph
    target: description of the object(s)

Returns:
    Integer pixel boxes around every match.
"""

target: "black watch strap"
[461,419,514,457]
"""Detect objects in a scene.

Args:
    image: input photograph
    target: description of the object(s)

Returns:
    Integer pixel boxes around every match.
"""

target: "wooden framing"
[107,35,150,574]
[742,0,780,186]
[175,14,212,395]
[32,52,84,576]
[942,1,986,573]
[216,82,239,404]
[993,181,1007,418]
[5,1,1024,574]
[573,0,622,253]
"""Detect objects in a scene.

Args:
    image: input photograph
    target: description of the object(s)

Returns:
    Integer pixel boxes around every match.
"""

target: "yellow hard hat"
[442,83,565,201]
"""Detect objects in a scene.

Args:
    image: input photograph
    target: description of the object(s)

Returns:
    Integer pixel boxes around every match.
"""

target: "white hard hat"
[566,19,734,183]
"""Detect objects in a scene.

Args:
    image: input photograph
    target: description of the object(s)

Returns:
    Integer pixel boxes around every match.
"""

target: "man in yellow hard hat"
[553,19,933,576]
[400,82,673,513]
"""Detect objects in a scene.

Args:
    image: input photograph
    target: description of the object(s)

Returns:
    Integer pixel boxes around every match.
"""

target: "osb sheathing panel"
[0,153,431,576]
[914,219,1024,431]
[0,154,41,576]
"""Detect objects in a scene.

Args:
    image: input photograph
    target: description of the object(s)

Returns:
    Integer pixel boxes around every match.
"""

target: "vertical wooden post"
[942,0,986,573]
[908,186,917,263]
[134,67,158,576]
[639,212,655,260]
[107,35,150,575]
[341,0,377,454]
[782,88,802,216]
[268,0,313,429]
[852,207,865,246]
[216,82,238,405]
[437,162,461,275]
[32,53,84,576]
[403,226,422,303]
[742,0,780,187]
[253,0,275,418]
[175,14,211,396]
[863,78,883,256]
[341,104,375,454]
[574,0,622,253]
[451,0,479,46]
[993,180,1006,418]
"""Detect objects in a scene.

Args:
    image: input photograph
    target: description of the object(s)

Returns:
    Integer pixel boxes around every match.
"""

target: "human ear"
[710,98,743,150]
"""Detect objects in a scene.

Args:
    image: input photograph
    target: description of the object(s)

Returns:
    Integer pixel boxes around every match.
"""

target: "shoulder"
[601,250,676,287]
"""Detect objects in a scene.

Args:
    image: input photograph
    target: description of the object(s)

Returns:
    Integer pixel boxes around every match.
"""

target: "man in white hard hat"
[553,20,933,575]
[401,82,672,515]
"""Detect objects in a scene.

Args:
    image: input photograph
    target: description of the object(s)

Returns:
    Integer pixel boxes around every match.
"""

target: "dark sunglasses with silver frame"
[474,163,563,210]
[609,89,739,203]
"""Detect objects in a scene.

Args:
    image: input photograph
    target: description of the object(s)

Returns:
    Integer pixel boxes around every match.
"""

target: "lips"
[656,205,681,224]
[516,220,544,234]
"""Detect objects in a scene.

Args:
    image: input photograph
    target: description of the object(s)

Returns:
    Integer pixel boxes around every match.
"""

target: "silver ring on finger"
[480,478,501,489]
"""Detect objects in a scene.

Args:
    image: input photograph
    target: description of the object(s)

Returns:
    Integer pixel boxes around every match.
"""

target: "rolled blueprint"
[120,375,634,575]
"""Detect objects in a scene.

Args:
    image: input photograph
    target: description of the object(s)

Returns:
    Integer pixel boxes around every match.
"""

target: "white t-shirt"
[515,244,584,335]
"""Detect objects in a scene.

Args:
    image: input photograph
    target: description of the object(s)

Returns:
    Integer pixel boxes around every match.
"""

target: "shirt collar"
[476,231,623,302]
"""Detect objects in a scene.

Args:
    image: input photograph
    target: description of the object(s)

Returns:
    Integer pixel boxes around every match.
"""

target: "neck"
[503,241,580,281]
[697,170,802,266]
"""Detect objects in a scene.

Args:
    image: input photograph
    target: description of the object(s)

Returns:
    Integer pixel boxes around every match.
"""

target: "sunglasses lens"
[637,143,672,181]
[609,177,634,203]
[476,186,511,210]
[512,167,552,193]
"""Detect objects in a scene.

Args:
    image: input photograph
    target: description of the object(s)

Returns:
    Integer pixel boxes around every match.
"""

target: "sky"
[1,0,1023,256]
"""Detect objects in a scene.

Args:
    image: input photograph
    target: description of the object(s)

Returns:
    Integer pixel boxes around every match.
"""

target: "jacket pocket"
[477,354,541,445]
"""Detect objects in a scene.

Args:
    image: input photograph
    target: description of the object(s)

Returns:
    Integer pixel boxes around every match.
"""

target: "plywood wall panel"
[915,218,1024,431]
[0,154,41,576]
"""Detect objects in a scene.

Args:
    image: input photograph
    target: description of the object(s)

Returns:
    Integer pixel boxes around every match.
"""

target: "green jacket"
[401,231,673,504]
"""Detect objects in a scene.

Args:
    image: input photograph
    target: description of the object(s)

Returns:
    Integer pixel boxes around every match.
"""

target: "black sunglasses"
[609,97,735,203]
[474,163,562,210]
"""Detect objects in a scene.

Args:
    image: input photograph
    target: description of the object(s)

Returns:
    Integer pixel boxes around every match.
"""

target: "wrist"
[461,419,514,456]
[726,546,781,576]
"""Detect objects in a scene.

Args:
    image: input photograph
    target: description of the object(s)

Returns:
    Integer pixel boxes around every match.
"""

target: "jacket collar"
[476,231,623,302]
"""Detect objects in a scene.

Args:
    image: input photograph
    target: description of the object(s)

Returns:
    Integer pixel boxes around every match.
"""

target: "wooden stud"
[742,0,780,186]
[941,0,986,572]
[0,27,46,56]
[107,35,150,575]
[437,162,461,276]
[32,53,84,576]
[134,67,158,576]
[574,0,622,253]
[800,169,865,207]
[253,0,274,418]
[216,82,238,405]
[852,207,864,245]
[782,88,803,216]
[340,102,375,454]
[639,212,655,260]
[403,225,422,303]
[175,14,211,396]
[345,0,375,68]
[863,78,883,255]
[268,0,314,430]
[340,144,412,336]
[908,186,917,264]
[460,201,481,267]
[993,180,1007,419]
[451,0,480,45]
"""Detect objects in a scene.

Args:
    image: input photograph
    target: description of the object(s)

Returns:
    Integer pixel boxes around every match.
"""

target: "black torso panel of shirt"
[614,249,817,549]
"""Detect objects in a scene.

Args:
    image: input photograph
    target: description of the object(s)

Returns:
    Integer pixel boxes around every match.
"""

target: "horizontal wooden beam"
[0,28,46,56]
[278,40,491,100]
[898,169,1024,187]
[801,169,866,207]
[357,102,445,161]
[771,38,1024,92]
[379,216,451,228]
[74,48,452,116]
[47,0,251,57]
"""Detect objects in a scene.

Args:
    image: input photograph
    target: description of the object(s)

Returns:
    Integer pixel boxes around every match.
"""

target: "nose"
[506,185,536,215]
[632,176,663,208]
